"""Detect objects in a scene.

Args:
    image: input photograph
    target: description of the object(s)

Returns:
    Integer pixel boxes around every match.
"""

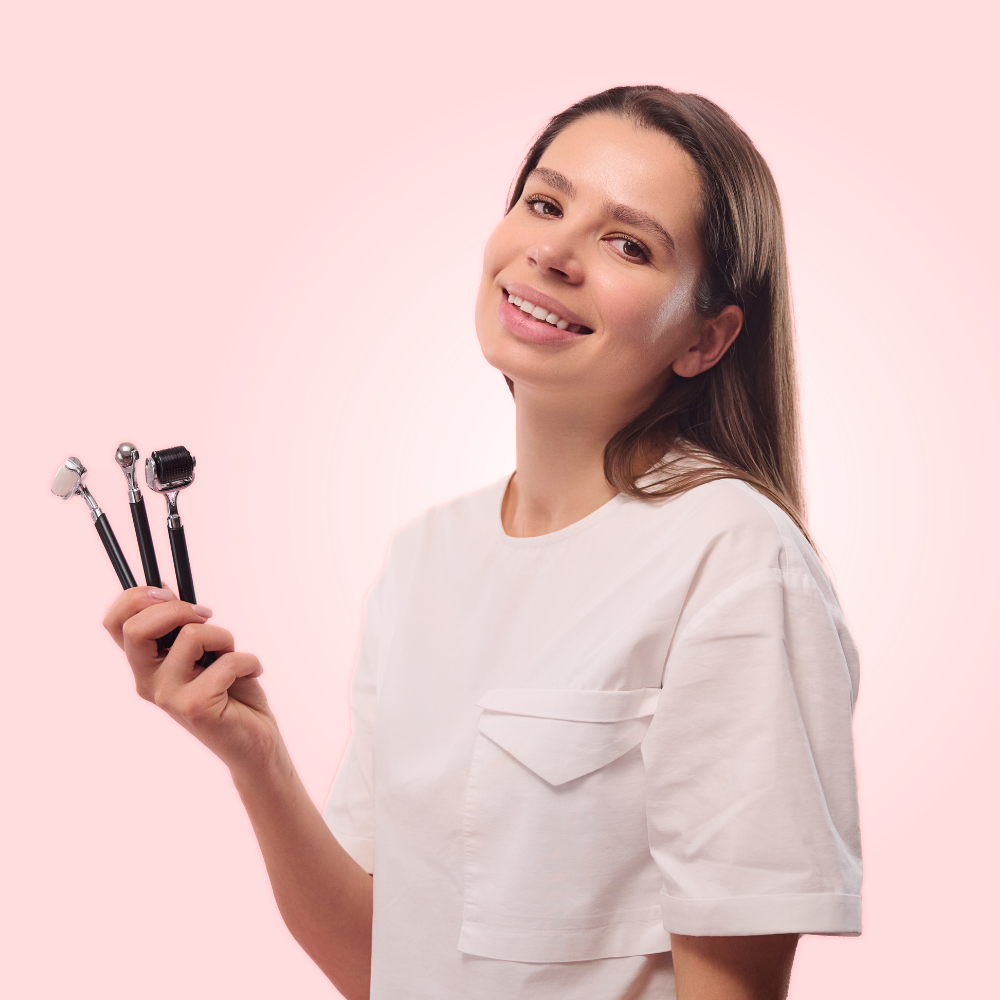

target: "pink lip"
[502,282,591,329]
[498,295,588,344]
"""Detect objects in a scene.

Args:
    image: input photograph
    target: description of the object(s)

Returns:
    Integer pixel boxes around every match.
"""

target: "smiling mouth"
[503,290,593,334]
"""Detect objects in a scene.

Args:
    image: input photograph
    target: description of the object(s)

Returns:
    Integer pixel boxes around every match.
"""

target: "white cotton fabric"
[324,476,862,1000]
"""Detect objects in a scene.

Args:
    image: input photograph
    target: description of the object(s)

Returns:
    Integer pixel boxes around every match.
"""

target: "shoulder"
[656,479,859,702]
[634,477,840,607]
[382,475,508,570]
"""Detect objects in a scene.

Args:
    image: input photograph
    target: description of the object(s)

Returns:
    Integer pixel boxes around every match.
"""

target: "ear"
[671,305,743,378]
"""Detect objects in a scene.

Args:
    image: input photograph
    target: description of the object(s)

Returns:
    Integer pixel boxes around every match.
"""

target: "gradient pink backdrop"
[2,2,997,996]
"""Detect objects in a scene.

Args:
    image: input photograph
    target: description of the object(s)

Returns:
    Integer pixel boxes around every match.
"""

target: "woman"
[103,86,862,999]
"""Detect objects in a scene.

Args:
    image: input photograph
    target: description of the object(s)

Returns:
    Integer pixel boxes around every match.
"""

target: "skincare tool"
[51,457,138,590]
[146,446,215,666]
[115,442,162,587]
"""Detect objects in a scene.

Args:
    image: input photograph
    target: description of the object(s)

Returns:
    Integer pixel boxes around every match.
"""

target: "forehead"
[535,114,703,234]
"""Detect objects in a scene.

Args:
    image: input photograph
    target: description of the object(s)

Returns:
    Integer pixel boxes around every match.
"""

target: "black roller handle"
[169,520,196,604]
[94,513,138,590]
[155,520,216,668]
[129,494,161,587]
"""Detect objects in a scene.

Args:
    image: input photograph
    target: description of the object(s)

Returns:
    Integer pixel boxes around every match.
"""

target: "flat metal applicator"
[115,442,161,587]
[146,446,215,666]
[52,457,138,590]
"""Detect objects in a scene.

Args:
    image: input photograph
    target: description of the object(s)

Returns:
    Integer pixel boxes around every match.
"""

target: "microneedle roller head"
[146,446,196,492]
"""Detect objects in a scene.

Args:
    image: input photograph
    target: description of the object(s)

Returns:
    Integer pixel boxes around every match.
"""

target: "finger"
[121,602,214,694]
[156,623,236,694]
[156,650,261,726]
[122,601,212,669]
[227,674,271,716]
[191,651,264,703]
[103,586,177,649]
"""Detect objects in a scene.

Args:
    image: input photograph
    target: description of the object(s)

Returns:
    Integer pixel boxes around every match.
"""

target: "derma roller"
[115,443,161,587]
[51,457,138,590]
[146,446,215,666]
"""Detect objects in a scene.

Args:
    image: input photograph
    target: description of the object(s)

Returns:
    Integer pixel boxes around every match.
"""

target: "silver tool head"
[145,446,196,495]
[52,456,103,520]
[115,442,139,471]
[51,457,87,499]
[115,441,142,496]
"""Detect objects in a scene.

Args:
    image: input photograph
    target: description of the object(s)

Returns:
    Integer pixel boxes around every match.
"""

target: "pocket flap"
[476,688,661,787]
[476,687,661,722]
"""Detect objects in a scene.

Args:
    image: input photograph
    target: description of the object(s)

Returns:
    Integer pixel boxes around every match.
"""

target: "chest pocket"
[459,688,671,964]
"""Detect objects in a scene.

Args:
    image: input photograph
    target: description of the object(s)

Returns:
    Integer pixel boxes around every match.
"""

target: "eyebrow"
[526,167,676,256]
[604,201,676,256]
[527,167,576,197]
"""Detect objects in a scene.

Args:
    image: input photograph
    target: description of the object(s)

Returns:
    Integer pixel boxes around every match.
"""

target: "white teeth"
[507,290,584,331]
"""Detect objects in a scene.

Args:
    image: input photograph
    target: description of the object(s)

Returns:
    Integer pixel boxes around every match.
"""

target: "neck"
[501,386,629,538]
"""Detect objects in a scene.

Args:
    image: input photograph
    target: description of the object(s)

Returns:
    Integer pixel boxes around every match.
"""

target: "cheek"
[476,225,512,352]
[481,217,520,281]
[603,274,695,356]
[476,230,503,323]
[649,259,701,341]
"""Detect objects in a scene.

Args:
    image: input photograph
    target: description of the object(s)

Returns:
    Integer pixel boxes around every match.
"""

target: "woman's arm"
[103,588,373,1000]
[233,757,373,998]
[671,933,798,1000]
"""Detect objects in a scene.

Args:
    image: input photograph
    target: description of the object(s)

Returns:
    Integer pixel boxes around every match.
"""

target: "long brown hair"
[507,86,807,535]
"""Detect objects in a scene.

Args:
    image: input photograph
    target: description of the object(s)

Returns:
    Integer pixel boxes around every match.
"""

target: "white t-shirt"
[324,476,862,999]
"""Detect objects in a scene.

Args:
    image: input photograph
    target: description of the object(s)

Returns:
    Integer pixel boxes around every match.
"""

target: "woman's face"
[476,113,734,416]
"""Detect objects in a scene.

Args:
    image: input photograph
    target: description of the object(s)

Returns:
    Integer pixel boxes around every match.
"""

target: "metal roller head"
[52,456,102,521]
[115,442,139,470]
[51,457,86,499]
[115,442,142,496]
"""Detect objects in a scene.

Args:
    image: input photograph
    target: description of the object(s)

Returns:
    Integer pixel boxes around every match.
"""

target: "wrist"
[229,738,297,801]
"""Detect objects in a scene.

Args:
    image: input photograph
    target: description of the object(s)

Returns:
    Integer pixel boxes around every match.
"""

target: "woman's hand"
[102,587,374,998]
[103,587,284,780]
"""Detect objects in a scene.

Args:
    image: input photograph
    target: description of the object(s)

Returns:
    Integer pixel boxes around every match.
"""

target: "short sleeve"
[642,566,863,937]
[323,576,383,874]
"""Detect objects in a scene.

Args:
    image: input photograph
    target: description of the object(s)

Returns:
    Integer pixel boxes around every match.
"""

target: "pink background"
[2,2,997,995]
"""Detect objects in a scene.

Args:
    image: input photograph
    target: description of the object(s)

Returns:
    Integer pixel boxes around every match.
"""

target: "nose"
[526,232,584,284]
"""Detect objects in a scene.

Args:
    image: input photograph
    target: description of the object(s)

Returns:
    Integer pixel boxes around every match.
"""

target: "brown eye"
[527,198,561,217]
[606,236,649,262]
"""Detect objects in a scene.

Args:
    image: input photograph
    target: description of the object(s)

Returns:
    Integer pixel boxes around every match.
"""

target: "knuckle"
[152,686,177,712]
[186,702,210,725]
[174,694,207,723]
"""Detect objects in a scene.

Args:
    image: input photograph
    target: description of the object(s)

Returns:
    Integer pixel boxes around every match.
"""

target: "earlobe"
[672,305,744,378]
[671,347,705,379]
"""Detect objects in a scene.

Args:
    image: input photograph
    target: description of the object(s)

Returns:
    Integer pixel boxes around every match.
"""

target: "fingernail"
[148,588,174,601]
[192,604,213,617]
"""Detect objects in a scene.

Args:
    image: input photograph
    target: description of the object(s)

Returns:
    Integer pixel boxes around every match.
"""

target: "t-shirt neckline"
[495,473,627,548]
